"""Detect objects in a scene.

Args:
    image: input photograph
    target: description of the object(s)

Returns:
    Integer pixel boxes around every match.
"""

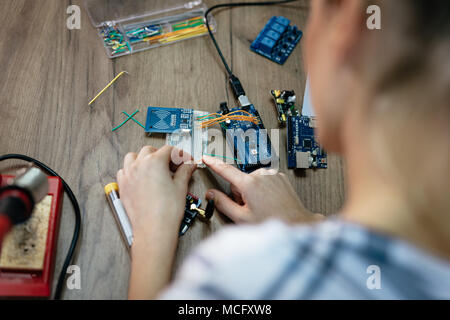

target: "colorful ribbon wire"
[196,110,259,128]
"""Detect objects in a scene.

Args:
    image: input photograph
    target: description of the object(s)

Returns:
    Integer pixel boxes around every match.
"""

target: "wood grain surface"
[0,0,345,299]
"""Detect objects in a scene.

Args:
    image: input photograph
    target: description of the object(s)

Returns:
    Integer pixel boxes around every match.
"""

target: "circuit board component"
[145,107,194,134]
[145,107,208,167]
[250,16,303,65]
[287,116,327,169]
[181,194,214,236]
[218,103,273,173]
[180,194,202,236]
[271,90,300,126]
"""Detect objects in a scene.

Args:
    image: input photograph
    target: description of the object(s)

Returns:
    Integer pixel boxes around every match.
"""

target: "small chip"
[303,139,312,149]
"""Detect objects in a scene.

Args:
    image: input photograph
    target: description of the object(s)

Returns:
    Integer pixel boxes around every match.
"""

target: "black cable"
[0,154,81,300]
[205,0,301,78]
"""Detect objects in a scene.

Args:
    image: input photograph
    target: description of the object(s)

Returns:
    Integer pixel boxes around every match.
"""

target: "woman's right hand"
[203,156,324,224]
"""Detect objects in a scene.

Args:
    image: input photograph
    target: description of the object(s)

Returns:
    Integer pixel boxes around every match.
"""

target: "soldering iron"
[0,168,48,248]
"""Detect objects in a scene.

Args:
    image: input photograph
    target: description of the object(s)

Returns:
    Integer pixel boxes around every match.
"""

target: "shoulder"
[195,219,324,263]
[162,220,344,299]
[195,218,347,265]
[162,219,450,299]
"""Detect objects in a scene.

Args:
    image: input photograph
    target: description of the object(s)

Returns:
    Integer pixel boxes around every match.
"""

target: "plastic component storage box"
[84,0,216,58]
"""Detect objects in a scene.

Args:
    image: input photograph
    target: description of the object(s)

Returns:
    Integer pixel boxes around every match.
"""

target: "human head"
[304,0,450,211]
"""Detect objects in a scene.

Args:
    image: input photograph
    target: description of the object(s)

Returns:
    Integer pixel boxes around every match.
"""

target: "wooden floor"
[0,0,345,299]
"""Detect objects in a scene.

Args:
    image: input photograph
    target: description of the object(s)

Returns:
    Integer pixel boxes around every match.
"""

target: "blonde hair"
[360,1,450,214]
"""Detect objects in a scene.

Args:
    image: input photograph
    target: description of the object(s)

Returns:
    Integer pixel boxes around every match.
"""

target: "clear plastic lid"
[84,0,204,27]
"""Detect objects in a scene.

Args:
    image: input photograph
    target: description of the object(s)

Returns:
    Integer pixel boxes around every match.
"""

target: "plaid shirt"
[161,219,450,299]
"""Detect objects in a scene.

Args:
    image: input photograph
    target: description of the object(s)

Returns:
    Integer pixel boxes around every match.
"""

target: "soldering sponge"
[0,196,52,271]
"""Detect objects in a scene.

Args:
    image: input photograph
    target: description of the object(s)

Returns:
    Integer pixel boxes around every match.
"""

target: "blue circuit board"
[250,16,303,65]
[221,105,273,173]
[287,116,327,169]
[145,107,193,134]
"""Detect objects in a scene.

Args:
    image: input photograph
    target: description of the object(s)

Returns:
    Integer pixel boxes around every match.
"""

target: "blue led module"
[250,16,303,65]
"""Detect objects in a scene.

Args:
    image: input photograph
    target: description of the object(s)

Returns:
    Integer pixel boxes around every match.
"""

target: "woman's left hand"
[117,145,197,246]
[117,145,196,299]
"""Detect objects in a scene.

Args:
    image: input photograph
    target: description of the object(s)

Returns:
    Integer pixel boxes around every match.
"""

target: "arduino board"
[250,16,303,65]
[219,103,273,173]
[287,116,327,169]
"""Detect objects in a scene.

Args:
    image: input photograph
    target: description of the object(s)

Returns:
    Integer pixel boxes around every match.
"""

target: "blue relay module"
[287,116,327,169]
[250,16,303,65]
[220,104,273,173]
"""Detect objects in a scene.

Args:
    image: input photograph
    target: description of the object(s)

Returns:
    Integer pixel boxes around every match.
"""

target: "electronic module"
[145,106,208,167]
[250,16,303,65]
[271,90,300,126]
[145,107,194,134]
[217,102,273,173]
[180,194,214,236]
[287,116,327,169]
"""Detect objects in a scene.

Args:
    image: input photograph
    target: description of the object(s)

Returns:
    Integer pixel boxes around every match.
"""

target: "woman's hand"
[203,156,323,224]
[118,145,196,300]
[117,145,196,242]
